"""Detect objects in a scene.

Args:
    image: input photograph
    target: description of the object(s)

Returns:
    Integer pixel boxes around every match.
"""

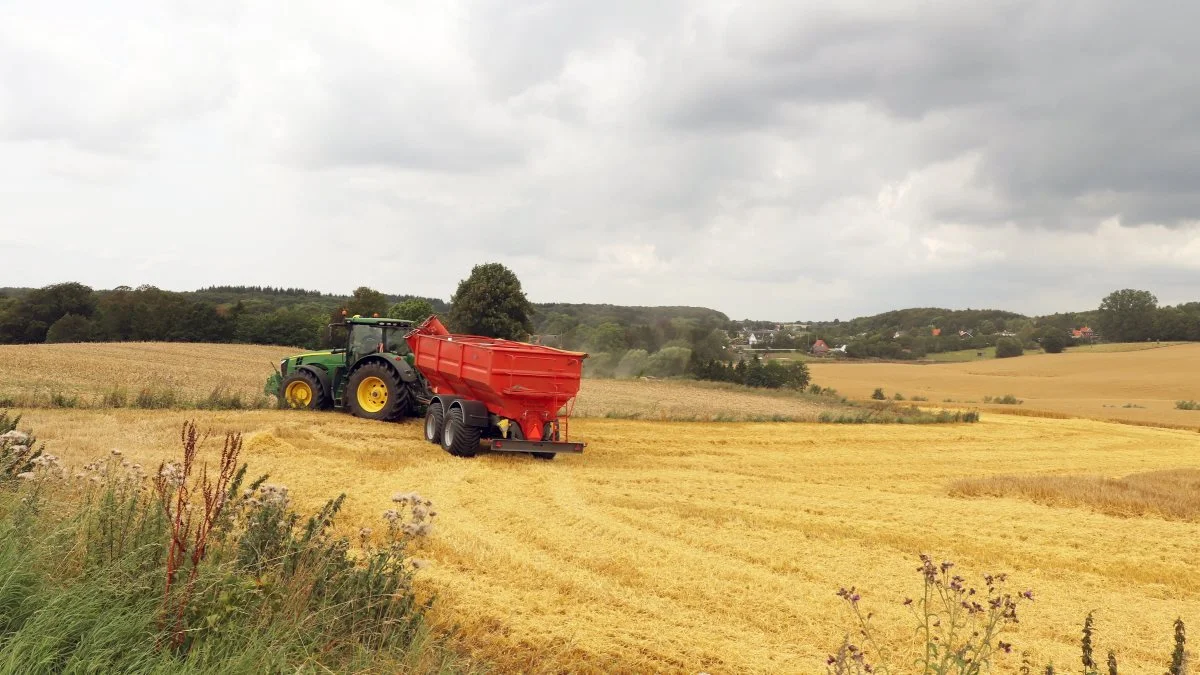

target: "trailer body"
[406,316,587,457]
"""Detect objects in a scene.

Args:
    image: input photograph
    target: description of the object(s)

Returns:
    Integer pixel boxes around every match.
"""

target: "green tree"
[388,298,435,323]
[1040,334,1066,354]
[1153,306,1191,341]
[588,322,627,354]
[347,287,389,318]
[45,313,94,343]
[995,337,1024,358]
[447,263,533,340]
[1097,289,1158,342]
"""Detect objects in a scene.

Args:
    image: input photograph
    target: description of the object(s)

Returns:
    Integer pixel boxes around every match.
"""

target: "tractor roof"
[345,316,415,327]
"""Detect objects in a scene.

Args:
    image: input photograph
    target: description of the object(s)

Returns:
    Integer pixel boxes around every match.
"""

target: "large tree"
[1097,289,1158,342]
[347,286,389,317]
[447,263,533,340]
[388,298,435,323]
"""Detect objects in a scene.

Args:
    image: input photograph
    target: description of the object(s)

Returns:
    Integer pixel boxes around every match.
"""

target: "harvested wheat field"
[0,342,852,421]
[809,342,1200,427]
[14,405,1200,673]
[0,342,297,405]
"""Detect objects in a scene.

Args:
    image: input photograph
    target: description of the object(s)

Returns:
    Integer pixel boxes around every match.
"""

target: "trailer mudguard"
[451,399,490,428]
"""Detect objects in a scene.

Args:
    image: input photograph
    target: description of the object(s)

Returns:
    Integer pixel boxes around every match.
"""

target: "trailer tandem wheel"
[441,406,481,457]
[424,401,444,444]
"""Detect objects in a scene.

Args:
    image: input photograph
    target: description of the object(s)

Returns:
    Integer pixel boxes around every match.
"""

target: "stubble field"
[809,343,1200,428]
[5,342,1200,672]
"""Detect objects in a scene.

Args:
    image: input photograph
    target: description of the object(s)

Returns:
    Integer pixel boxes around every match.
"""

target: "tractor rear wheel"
[346,363,410,420]
[441,406,480,457]
[424,402,444,444]
[280,370,329,410]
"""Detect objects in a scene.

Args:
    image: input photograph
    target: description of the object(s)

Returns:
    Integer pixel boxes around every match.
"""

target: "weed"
[135,387,180,409]
[828,557,1187,675]
[0,418,463,672]
[871,388,886,400]
[1176,400,1199,411]
[983,394,1023,405]
[49,391,80,408]
[102,387,128,408]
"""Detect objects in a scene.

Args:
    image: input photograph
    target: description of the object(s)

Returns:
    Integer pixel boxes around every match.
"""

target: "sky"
[2,0,1199,321]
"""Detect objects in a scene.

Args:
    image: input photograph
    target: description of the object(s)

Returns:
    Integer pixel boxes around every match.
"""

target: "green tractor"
[277,316,430,420]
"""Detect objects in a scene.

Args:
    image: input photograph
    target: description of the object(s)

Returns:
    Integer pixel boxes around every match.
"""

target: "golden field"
[0,342,838,421]
[5,342,1200,672]
[809,343,1200,428]
[8,411,1199,672]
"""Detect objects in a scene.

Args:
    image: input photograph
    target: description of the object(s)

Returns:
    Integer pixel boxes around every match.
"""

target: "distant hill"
[532,303,730,331]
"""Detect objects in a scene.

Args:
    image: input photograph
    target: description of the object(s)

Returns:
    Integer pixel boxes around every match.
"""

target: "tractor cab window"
[383,327,411,355]
[349,325,384,361]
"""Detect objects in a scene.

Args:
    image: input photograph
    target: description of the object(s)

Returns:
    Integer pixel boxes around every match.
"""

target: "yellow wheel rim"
[356,376,388,413]
[284,380,313,408]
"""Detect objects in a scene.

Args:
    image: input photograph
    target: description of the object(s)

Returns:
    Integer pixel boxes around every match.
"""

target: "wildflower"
[1021,590,1034,600]
[998,641,1013,654]
[0,430,28,444]
[903,598,913,606]
[359,527,373,539]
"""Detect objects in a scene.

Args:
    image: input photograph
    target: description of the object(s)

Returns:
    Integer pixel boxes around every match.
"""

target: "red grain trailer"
[406,316,588,459]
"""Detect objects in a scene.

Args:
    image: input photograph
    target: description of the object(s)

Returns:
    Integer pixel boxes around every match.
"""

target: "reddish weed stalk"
[153,421,242,649]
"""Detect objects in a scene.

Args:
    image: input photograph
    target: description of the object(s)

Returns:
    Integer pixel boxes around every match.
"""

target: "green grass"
[0,386,274,411]
[920,347,996,362]
[0,417,472,674]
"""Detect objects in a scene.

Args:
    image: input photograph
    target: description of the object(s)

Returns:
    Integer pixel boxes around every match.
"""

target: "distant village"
[732,322,1098,359]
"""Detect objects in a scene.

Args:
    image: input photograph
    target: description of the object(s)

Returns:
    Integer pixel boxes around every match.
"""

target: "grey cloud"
[654,1,1200,228]
[3,0,1200,321]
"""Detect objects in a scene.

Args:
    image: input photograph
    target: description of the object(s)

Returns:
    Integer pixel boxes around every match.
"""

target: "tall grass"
[0,416,469,673]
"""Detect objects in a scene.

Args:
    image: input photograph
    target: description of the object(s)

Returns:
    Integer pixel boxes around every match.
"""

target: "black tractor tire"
[280,370,329,410]
[424,402,444,444]
[346,363,410,421]
[531,421,558,460]
[441,406,480,457]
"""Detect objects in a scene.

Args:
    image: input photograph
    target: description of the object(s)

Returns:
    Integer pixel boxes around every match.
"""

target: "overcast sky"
[3,1,1199,320]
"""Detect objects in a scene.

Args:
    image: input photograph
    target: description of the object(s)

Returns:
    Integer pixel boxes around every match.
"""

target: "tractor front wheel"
[346,363,409,420]
[280,370,329,410]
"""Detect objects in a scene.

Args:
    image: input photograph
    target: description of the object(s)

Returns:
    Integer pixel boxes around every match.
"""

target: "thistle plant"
[828,555,1033,675]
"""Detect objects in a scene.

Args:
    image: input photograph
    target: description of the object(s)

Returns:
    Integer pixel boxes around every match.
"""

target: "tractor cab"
[278,315,428,420]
